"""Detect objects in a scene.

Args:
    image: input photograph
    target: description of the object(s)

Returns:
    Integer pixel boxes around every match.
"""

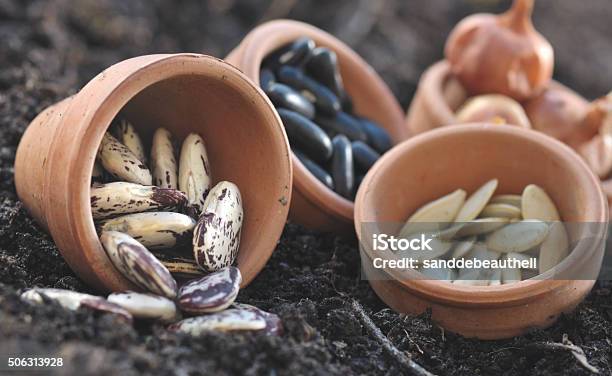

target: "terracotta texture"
[354,124,608,339]
[226,19,408,234]
[14,54,292,292]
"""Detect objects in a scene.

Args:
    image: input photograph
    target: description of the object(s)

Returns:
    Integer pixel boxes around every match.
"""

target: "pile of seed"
[20,120,280,335]
[398,179,570,285]
[261,37,393,200]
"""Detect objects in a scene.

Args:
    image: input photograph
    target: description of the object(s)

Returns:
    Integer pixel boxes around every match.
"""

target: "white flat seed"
[100,231,177,298]
[169,308,266,335]
[479,203,521,219]
[177,266,241,314]
[521,184,560,221]
[398,189,466,237]
[455,179,498,222]
[489,269,502,286]
[97,132,152,185]
[454,217,509,238]
[115,119,147,165]
[418,266,455,281]
[108,291,178,322]
[433,223,465,240]
[490,194,522,207]
[453,269,489,286]
[151,128,178,189]
[466,243,501,262]
[99,212,196,249]
[486,220,549,253]
[450,236,476,259]
[231,303,283,336]
[179,133,212,217]
[397,237,452,262]
[21,288,132,322]
[193,181,243,272]
[91,182,187,220]
[539,222,569,273]
[501,264,522,284]
[506,252,537,269]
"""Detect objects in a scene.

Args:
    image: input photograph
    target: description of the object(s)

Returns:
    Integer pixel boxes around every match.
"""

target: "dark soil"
[1,1,611,375]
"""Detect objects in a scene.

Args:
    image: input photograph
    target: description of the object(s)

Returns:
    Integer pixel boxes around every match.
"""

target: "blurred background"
[1,0,611,110]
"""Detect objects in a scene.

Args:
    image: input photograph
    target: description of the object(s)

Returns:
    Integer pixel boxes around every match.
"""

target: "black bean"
[294,150,334,190]
[276,66,341,116]
[331,135,354,199]
[278,108,333,163]
[264,37,315,69]
[305,47,344,96]
[266,83,315,119]
[316,112,367,142]
[351,140,380,172]
[357,117,392,153]
[340,90,353,113]
[259,68,275,91]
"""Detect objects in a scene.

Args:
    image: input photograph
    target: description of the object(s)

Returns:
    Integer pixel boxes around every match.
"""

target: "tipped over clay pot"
[15,54,292,292]
[354,124,608,339]
[405,60,588,144]
[226,19,408,234]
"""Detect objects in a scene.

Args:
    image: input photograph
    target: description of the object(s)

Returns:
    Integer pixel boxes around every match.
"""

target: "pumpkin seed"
[506,252,537,269]
[486,220,549,253]
[479,203,521,219]
[396,237,452,262]
[107,291,179,323]
[178,133,212,217]
[97,132,152,185]
[501,263,522,284]
[418,266,455,280]
[398,189,466,237]
[454,217,509,237]
[489,269,502,286]
[455,179,498,222]
[91,182,187,220]
[169,308,266,335]
[539,222,569,273]
[151,128,178,189]
[115,119,147,165]
[99,212,196,250]
[100,231,177,298]
[450,236,476,259]
[521,184,560,221]
[177,266,241,314]
[490,194,521,207]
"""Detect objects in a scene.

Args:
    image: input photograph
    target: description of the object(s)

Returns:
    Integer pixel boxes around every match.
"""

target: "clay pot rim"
[60,53,291,288]
[354,123,608,306]
[233,19,407,223]
[416,60,584,130]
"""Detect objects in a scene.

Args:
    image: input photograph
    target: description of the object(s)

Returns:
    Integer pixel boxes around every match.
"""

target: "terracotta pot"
[405,60,586,138]
[354,124,608,339]
[14,53,292,292]
[226,19,408,234]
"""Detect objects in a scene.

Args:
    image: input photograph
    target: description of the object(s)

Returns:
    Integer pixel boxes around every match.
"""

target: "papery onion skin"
[445,0,554,101]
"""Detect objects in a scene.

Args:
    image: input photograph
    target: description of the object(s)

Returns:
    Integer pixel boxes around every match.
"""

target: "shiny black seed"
[356,116,392,153]
[331,135,354,199]
[264,37,315,69]
[294,150,334,190]
[259,68,275,91]
[316,112,367,142]
[305,47,344,96]
[351,140,380,172]
[278,108,333,163]
[276,65,341,115]
[265,83,315,119]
